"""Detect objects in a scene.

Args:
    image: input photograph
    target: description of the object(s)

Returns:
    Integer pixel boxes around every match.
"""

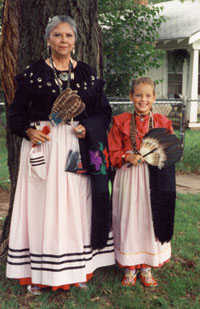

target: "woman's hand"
[73,124,86,139]
[26,128,50,145]
[125,153,144,166]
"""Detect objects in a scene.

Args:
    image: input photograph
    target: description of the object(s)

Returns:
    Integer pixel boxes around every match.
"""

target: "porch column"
[182,59,188,99]
[163,52,168,98]
[188,49,199,123]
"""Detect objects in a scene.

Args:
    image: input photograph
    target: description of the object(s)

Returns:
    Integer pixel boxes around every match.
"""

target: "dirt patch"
[176,173,200,194]
[0,187,10,217]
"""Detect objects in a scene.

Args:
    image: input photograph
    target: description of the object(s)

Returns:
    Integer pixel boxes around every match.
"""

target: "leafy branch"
[99,1,166,96]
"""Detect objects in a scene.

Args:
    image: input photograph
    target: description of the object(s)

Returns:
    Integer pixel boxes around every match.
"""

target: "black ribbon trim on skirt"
[7,248,115,270]
[8,239,114,258]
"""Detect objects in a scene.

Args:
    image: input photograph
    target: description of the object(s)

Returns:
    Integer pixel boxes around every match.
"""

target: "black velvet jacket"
[9,59,111,137]
[8,59,112,250]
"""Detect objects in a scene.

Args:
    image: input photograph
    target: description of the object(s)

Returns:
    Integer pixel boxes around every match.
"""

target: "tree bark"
[0,0,102,259]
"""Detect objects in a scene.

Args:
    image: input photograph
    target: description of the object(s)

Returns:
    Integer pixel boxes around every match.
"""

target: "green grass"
[0,193,199,308]
[176,129,200,173]
[0,111,10,190]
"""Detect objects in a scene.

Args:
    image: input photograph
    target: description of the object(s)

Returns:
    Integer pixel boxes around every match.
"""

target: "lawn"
[0,193,199,308]
[176,129,200,174]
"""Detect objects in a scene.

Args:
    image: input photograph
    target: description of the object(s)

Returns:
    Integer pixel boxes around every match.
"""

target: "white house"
[148,0,200,127]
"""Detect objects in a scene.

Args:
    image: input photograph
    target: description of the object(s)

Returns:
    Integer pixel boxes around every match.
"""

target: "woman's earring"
[72,47,75,55]
[47,44,51,57]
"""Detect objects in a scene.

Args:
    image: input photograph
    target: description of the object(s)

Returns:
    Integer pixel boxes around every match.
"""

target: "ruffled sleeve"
[153,114,174,133]
[108,120,125,169]
[108,113,131,169]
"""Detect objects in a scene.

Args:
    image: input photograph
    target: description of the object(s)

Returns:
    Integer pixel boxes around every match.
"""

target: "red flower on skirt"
[103,147,109,169]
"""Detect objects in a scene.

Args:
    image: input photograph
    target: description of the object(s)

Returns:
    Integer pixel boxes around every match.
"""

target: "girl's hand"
[26,128,50,145]
[125,153,144,166]
[73,124,86,139]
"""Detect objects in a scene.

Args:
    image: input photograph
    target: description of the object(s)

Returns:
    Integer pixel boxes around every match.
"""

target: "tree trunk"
[0,0,102,259]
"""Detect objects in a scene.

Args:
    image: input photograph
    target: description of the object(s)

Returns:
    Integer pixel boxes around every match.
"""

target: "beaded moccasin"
[121,270,137,287]
[140,270,157,287]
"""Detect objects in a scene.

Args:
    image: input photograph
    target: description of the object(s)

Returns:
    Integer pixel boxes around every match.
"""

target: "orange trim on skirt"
[119,259,170,270]
[18,272,93,291]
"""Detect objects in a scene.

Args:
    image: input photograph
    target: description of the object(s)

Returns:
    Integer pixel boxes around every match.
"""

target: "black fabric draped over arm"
[149,164,176,244]
[79,79,112,250]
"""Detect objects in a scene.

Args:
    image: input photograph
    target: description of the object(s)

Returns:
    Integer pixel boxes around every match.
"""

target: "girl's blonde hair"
[130,77,156,95]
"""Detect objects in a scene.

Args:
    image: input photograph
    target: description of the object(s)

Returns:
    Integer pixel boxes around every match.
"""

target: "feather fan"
[49,88,85,126]
[32,89,85,146]
[140,128,183,169]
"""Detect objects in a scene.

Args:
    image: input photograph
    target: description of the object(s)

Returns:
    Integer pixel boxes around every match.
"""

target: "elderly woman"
[7,15,114,294]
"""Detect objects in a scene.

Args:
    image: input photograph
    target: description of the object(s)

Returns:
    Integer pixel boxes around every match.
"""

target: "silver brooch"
[91,76,95,80]
[30,80,33,83]
[37,78,42,82]
[76,83,80,88]
[59,72,69,81]
[47,82,51,86]
[52,89,56,93]
[38,85,42,88]
[29,72,33,77]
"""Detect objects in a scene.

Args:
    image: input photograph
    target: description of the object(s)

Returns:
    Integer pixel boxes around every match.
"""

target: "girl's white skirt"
[112,163,171,268]
[7,122,115,287]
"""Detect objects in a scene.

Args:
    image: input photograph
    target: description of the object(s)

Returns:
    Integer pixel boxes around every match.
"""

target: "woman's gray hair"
[45,15,77,41]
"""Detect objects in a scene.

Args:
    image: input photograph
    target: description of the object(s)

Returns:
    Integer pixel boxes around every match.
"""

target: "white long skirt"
[112,163,171,268]
[7,121,115,287]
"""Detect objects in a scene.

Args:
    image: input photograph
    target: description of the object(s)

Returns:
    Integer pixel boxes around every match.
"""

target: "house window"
[167,51,183,98]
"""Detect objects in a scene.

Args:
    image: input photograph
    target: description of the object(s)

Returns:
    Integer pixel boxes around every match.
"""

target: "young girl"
[108,77,176,287]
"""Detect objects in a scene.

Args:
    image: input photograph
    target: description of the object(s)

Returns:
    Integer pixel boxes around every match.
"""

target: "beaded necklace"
[130,111,154,154]
[49,57,73,93]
